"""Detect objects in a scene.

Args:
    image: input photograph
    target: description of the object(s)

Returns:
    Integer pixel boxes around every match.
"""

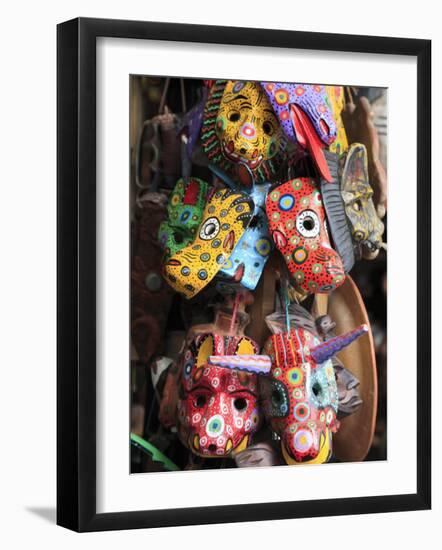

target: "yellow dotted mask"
[215,81,284,171]
[163,187,254,299]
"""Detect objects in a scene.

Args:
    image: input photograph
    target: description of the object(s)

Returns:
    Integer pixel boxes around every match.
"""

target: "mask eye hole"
[270,385,289,415]
[229,111,240,122]
[319,118,330,136]
[303,218,315,231]
[296,210,320,238]
[353,199,363,212]
[199,217,220,240]
[272,389,282,405]
[173,231,184,244]
[312,382,322,397]
[354,229,365,242]
[266,379,289,417]
[310,375,333,408]
[195,395,207,408]
[263,121,273,135]
[233,397,248,412]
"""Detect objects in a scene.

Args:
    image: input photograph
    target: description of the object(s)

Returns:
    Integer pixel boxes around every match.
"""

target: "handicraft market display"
[130,77,387,473]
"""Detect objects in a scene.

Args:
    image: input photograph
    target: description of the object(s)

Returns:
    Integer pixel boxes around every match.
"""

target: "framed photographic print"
[57,17,431,532]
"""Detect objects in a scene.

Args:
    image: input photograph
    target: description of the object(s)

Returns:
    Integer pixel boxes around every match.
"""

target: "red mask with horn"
[176,333,266,457]
[262,324,368,465]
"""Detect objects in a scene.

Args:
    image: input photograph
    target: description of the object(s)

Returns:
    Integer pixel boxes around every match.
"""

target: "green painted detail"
[130,433,180,471]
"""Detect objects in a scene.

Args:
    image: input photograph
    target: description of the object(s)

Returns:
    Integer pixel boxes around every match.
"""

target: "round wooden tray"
[318,275,378,462]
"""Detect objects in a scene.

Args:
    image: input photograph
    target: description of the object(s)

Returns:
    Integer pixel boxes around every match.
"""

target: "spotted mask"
[201,80,287,185]
[177,333,262,457]
[158,178,209,260]
[163,187,254,299]
[217,184,273,291]
[261,324,368,465]
[340,143,385,260]
[265,178,345,293]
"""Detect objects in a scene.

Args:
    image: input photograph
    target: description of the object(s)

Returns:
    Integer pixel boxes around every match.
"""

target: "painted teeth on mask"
[166,259,181,267]
[222,141,263,167]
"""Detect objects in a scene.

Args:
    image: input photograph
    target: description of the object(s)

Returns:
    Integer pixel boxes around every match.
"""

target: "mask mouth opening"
[281,441,318,465]
[280,428,333,466]
[290,104,332,182]
[319,118,330,137]
[221,140,264,169]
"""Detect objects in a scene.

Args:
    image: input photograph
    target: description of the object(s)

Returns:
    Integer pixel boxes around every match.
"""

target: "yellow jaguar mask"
[215,81,284,171]
[201,81,288,185]
[163,187,254,299]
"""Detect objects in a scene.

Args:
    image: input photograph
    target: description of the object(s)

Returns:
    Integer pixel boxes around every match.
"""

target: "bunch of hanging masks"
[158,80,385,299]
[174,302,367,465]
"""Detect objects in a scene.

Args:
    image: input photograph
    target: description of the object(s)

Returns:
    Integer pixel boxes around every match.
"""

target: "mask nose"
[286,426,319,460]
[240,123,256,140]
[206,392,224,413]
[315,245,345,289]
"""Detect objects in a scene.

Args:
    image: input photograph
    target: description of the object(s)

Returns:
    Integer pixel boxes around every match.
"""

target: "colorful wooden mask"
[215,80,284,168]
[217,184,273,290]
[340,143,385,259]
[163,187,254,299]
[261,82,337,181]
[177,333,262,457]
[261,324,368,465]
[158,178,209,260]
[319,150,355,273]
[265,178,345,293]
[201,80,288,185]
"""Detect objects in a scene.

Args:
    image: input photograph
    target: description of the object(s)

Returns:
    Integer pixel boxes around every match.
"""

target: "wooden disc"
[326,275,378,462]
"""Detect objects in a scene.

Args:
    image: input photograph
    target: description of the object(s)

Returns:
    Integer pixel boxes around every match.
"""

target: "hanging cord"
[180,78,187,113]
[158,77,171,115]
[283,281,291,338]
[180,78,192,182]
[229,292,242,335]
[278,275,291,337]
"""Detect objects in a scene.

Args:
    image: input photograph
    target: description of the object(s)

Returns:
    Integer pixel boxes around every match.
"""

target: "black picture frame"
[57,17,431,532]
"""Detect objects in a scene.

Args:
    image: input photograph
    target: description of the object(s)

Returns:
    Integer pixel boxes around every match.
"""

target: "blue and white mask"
[216,184,273,291]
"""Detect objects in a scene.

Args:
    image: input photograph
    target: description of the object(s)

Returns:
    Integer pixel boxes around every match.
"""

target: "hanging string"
[158,77,171,115]
[180,78,187,113]
[285,299,290,336]
[284,286,291,337]
[279,275,291,337]
[229,292,241,335]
